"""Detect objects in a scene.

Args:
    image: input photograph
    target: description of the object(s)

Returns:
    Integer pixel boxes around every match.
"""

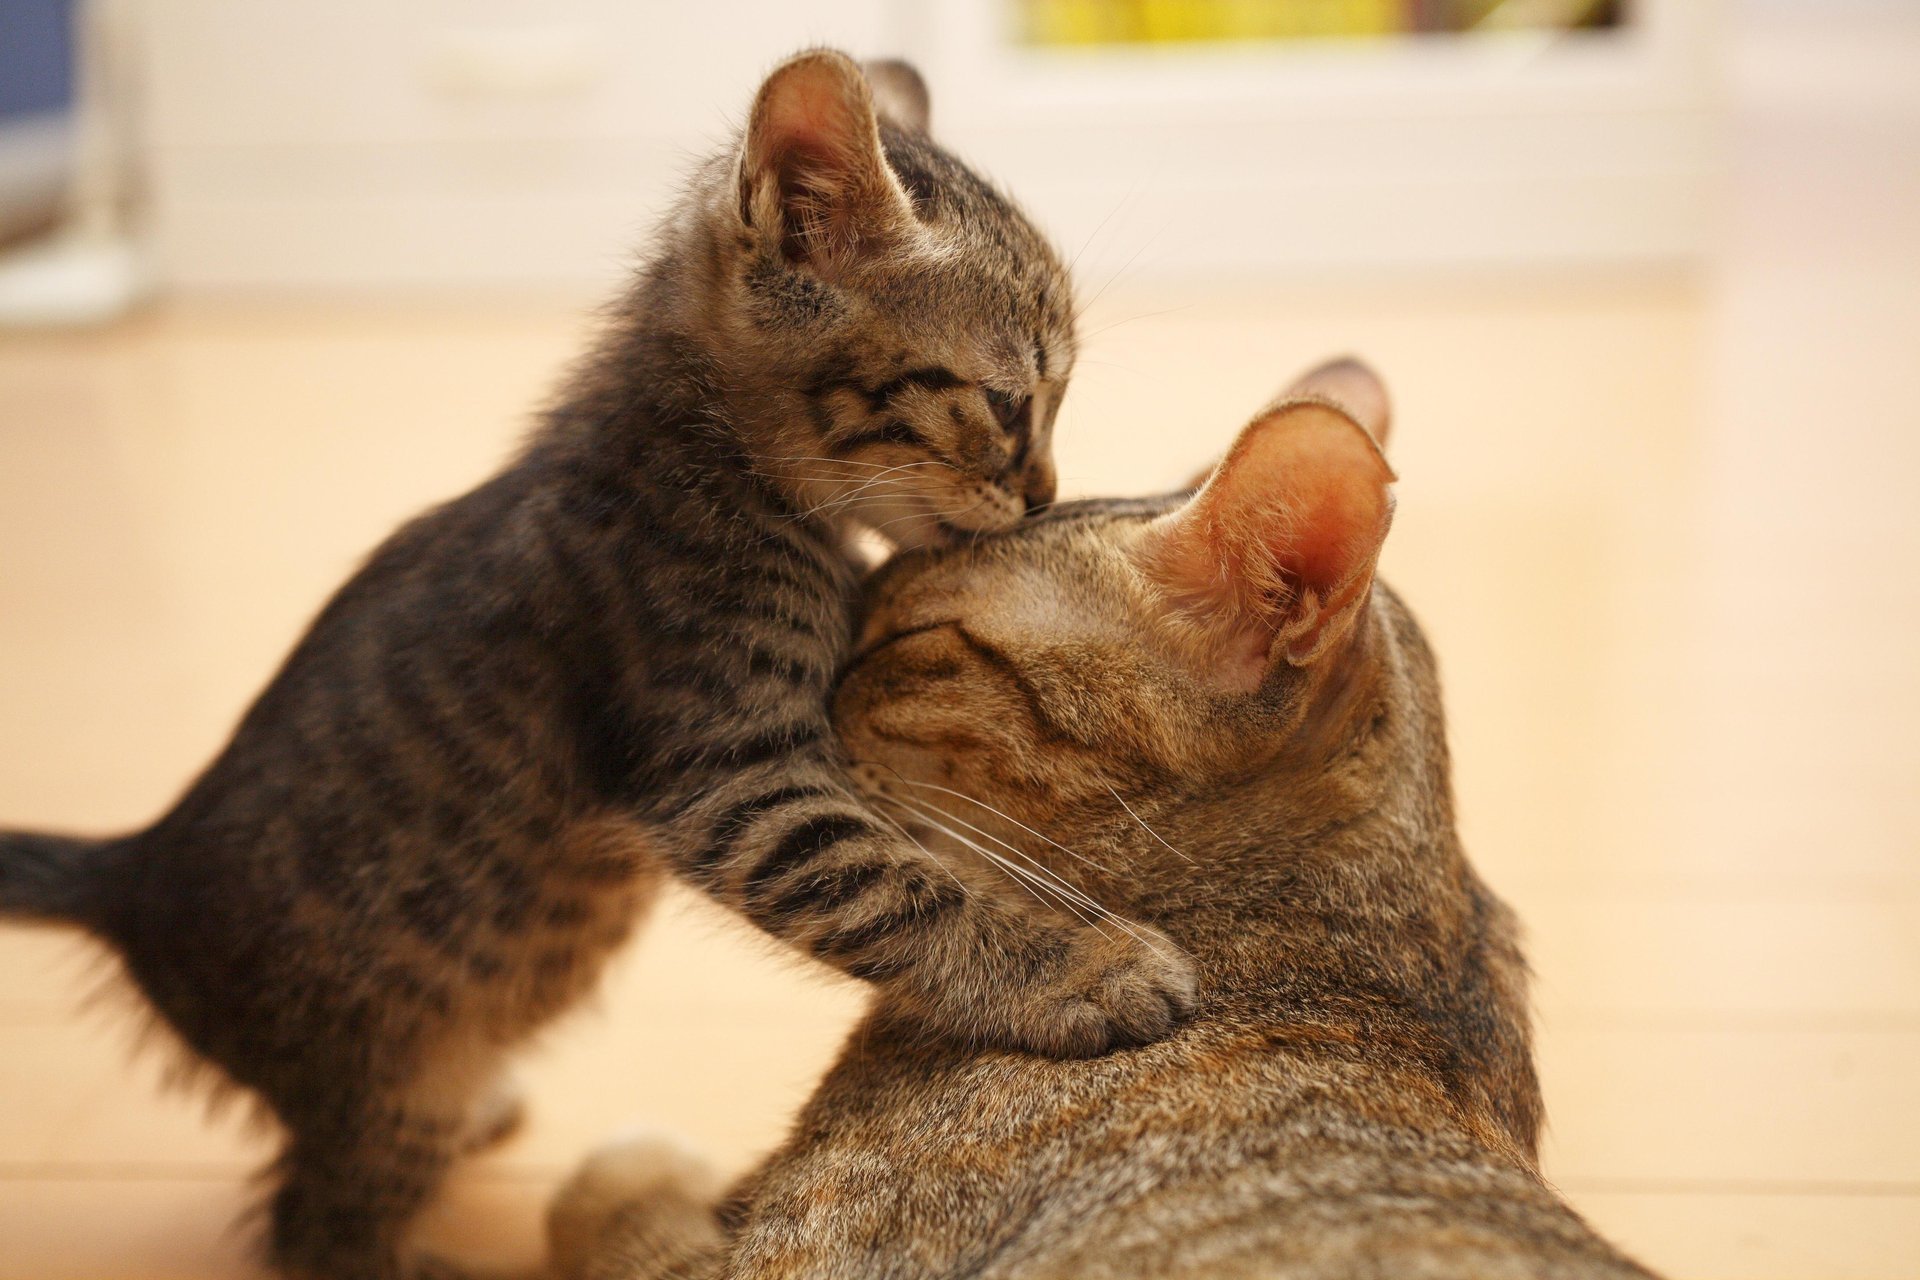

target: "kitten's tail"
[0,830,111,926]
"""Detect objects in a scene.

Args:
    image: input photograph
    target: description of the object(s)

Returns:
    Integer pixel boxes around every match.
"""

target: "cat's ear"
[1177,356,1390,495]
[1139,394,1396,688]
[863,59,931,134]
[739,49,917,278]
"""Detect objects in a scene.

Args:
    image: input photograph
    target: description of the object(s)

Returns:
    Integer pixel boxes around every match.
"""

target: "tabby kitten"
[552,359,1662,1280]
[0,50,1194,1280]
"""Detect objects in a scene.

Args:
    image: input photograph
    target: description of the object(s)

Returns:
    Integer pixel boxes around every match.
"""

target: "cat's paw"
[1002,926,1200,1058]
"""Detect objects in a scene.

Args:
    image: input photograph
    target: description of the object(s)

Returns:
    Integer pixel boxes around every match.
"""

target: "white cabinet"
[131,0,1717,290]
[135,0,894,289]
[903,0,1719,278]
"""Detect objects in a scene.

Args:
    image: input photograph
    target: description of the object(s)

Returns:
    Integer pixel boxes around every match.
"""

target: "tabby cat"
[0,50,1195,1280]
[550,359,1662,1280]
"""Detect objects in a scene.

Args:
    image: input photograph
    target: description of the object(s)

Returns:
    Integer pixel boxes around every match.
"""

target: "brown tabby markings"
[552,361,1661,1280]
[0,51,1198,1280]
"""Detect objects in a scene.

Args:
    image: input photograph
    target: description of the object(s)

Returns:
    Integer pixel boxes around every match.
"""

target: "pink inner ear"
[748,55,903,272]
[765,72,863,172]
[1266,427,1388,597]
[1143,401,1394,679]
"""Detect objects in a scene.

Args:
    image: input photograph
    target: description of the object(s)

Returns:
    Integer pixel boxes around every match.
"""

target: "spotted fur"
[0,50,1197,1280]
[553,360,1661,1280]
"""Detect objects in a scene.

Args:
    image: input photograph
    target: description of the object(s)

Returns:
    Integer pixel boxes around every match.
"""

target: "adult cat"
[550,359,1660,1280]
[0,50,1192,1280]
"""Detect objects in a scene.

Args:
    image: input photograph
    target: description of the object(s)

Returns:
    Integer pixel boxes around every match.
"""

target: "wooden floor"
[3,24,1918,1280]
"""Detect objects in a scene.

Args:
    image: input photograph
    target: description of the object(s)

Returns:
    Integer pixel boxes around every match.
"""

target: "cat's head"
[836,358,1404,855]
[691,50,1074,548]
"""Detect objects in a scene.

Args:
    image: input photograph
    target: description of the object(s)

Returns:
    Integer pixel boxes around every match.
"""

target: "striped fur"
[0,50,1196,1280]
[554,362,1662,1279]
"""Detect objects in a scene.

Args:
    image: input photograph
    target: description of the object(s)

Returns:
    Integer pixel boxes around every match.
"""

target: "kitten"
[551,359,1662,1280]
[0,50,1195,1280]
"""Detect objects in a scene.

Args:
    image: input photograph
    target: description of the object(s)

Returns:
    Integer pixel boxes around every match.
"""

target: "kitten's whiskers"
[781,460,946,522]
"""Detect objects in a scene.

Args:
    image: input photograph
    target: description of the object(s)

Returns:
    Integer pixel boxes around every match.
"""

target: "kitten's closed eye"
[986,389,1033,437]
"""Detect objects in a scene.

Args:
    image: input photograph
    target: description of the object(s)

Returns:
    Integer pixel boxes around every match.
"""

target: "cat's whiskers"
[883,790,1165,956]
[1103,782,1195,864]
[893,777,1116,875]
[867,788,1095,928]
[893,790,1124,904]
[859,799,977,903]
[853,800,1107,977]
[884,793,1119,939]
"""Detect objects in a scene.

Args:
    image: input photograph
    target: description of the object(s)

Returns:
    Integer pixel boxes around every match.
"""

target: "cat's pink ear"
[1139,395,1396,688]
[740,50,917,277]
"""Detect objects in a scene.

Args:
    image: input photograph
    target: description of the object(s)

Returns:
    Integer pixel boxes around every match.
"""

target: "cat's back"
[749,1008,1650,1280]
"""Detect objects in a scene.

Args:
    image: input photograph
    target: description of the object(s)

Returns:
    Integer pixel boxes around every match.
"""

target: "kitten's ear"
[739,49,917,278]
[1177,357,1390,495]
[1139,397,1396,688]
[863,59,931,134]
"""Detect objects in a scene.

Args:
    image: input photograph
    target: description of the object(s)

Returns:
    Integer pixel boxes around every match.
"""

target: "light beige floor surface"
[4,25,1919,1280]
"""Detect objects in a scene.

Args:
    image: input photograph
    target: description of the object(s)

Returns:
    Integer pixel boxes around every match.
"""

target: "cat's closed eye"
[852,618,961,666]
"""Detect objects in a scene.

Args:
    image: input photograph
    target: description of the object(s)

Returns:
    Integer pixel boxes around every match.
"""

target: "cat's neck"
[1054,598,1484,995]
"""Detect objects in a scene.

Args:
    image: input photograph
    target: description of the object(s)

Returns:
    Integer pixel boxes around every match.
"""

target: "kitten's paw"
[1007,926,1200,1057]
[548,1130,721,1279]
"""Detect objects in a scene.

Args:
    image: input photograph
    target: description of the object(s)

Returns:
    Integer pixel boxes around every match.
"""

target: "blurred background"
[1,1,1916,1277]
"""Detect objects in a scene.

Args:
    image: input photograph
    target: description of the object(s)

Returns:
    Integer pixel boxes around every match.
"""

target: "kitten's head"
[836,358,1402,849]
[691,50,1074,548]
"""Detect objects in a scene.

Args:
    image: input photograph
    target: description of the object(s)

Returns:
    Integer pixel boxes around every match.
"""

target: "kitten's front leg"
[667,753,1197,1056]
[870,869,1200,1058]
